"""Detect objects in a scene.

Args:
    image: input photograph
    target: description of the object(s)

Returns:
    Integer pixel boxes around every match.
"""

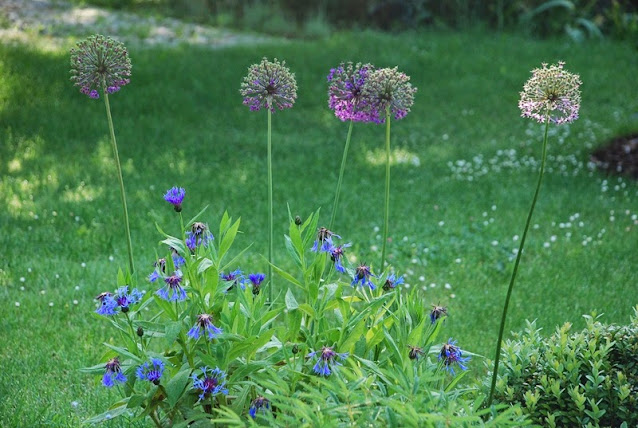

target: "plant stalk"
[487,116,550,407]
[329,120,354,230]
[380,107,392,272]
[103,87,135,275]
[267,104,274,303]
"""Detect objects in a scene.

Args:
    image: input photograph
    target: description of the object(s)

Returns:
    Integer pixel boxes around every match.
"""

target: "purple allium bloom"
[249,396,271,419]
[307,346,348,377]
[240,57,297,112]
[164,187,185,212]
[95,292,118,316]
[312,227,341,252]
[136,358,164,385]
[351,264,376,289]
[327,62,378,122]
[407,345,425,361]
[192,366,228,401]
[188,314,223,340]
[438,339,470,375]
[70,34,132,99]
[519,61,581,125]
[102,357,126,387]
[382,273,404,291]
[430,304,448,324]
[221,269,245,291]
[157,271,187,301]
[361,67,417,123]
[248,273,266,295]
[328,242,351,273]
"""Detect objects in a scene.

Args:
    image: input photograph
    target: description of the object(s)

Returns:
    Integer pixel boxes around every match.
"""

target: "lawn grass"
[1,29,637,426]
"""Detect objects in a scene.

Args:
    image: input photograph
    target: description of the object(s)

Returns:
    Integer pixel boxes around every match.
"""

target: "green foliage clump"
[489,308,638,427]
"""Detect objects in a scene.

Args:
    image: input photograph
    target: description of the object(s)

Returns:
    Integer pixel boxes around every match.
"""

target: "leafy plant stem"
[488,114,550,407]
[380,107,391,272]
[103,85,135,275]
[329,119,354,230]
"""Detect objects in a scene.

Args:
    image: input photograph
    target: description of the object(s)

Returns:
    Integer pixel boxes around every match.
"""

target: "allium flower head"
[312,227,340,252]
[103,357,126,387]
[327,62,377,122]
[352,263,376,289]
[188,314,222,340]
[249,396,271,419]
[192,366,228,401]
[308,346,348,376]
[164,187,185,212]
[157,271,187,301]
[362,67,417,122]
[438,338,470,375]
[136,358,164,385]
[430,304,448,324]
[519,61,581,125]
[70,34,132,99]
[382,273,404,291]
[248,273,266,295]
[240,57,297,112]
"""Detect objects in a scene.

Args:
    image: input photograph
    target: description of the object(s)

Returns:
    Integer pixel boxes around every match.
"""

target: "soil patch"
[590,133,638,179]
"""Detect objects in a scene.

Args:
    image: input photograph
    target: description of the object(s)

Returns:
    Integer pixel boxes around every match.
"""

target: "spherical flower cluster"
[361,67,417,123]
[308,346,348,376]
[136,358,164,385]
[192,366,228,401]
[187,314,222,340]
[438,338,470,375]
[240,57,297,112]
[70,34,132,99]
[518,61,581,125]
[327,62,377,122]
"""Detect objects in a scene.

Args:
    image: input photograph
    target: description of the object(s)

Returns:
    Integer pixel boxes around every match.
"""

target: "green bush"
[488,307,638,427]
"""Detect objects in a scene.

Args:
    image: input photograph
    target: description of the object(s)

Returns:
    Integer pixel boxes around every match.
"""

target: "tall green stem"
[380,107,391,272]
[329,120,354,230]
[267,105,274,303]
[103,87,135,275]
[487,116,550,407]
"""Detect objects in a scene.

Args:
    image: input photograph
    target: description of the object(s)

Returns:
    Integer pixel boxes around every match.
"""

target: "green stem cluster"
[488,116,550,406]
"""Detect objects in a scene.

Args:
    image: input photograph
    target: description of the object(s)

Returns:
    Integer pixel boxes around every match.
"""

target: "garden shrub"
[488,308,638,427]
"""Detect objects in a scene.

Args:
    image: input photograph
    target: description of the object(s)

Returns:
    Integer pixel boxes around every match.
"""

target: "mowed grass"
[1,29,637,426]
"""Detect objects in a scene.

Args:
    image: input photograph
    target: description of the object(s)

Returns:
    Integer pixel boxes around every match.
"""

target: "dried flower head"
[430,304,448,324]
[192,366,228,401]
[407,345,425,360]
[362,67,417,122]
[519,61,581,125]
[327,62,377,122]
[70,34,132,99]
[240,58,297,112]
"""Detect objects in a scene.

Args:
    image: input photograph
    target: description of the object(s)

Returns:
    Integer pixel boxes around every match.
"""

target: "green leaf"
[185,204,210,228]
[218,216,241,262]
[102,343,143,364]
[164,321,182,347]
[271,263,304,289]
[166,366,192,408]
[83,398,130,424]
[285,288,299,310]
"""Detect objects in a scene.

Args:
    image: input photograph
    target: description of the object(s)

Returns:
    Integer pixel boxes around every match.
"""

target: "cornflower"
[439,339,470,375]
[307,346,348,376]
[407,345,425,360]
[312,227,340,252]
[102,357,126,387]
[136,358,164,385]
[164,187,185,212]
[352,263,375,289]
[382,273,404,291]
[157,271,187,301]
[430,304,448,324]
[95,286,143,315]
[188,314,222,340]
[248,273,266,296]
[221,269,245,291]
[328,242,351,273]
[249,396,271,419]
[192,366,228,401]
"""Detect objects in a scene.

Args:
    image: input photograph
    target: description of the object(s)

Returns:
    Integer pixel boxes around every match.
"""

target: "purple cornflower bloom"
[519,61,581,125]
[102,357,126,387]
[136,358,164,385]
[327,62,377,122]
[148,258,165,283]
[382,273,404,291]
[157,271,187,301]
[328,242,351,273]
[438,339,470,375]
[95,292,118,316]
[248,273,266,296]
[186,230,214,252]
[351,263,376,289]
[221,269,245,291]
[361,67,417,123]
[112,285,144,313]
[407,345,425,361]
[192,366,228,401]
[240,57,297,112]
[312,227,341,252]
[188,314,223,340]
[307,346,348,377]
[164,187,185,212]
[171,247,186,268]
[249,396,271,419]
[430,304,448,324]
[70,34,132,99]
